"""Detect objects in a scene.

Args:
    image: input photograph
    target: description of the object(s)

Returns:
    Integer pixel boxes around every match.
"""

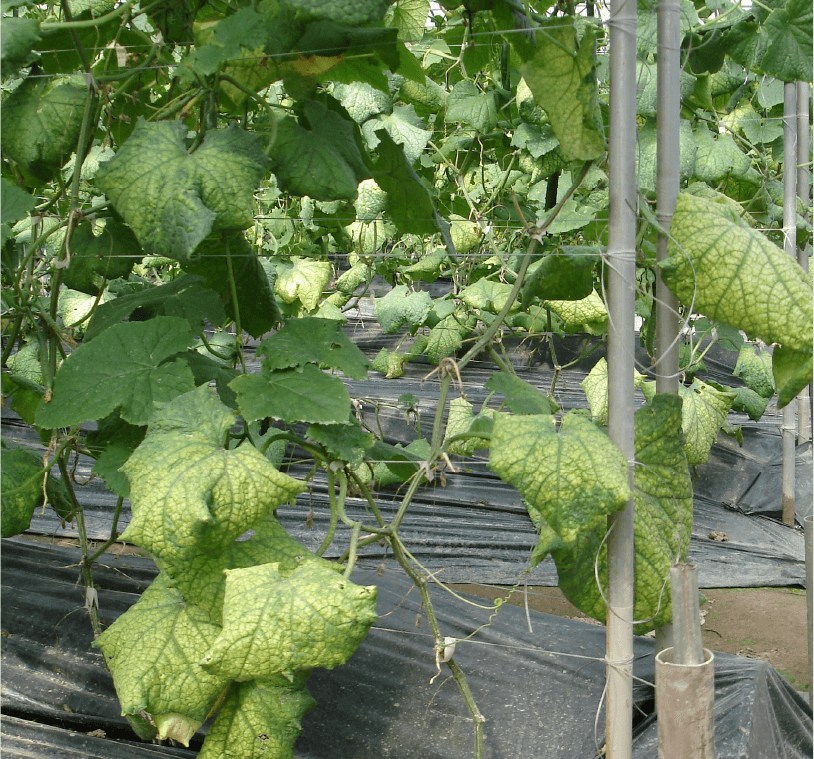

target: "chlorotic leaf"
[35,317,197,428]
[662,192,813,352]
[119,385,306,565]
[517,20,605,161]
[273,257,332,312]
[1,446,45,537]
[201,561,377,681]
[733,344,775,398]
[163,515,336,624]
[198,675,316,759]
[459,279,518,314]
[485,371,557,415]
[362,105,432,165]
[442,397,493,456]
[581,358,646,425]
[230,364,352,425]
[772,344,813,409]
[374,285,433,334]
[1,77,86,181]
[385,0,431,40]
[544,290,608,333]
[554,395,693,634]
[489,411,631,548]
[92,575,230,744]
[258,318,370,378]
[95,120,269,261]
[425,313,468,364]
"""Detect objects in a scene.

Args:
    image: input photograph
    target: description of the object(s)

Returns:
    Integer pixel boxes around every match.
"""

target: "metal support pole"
[653,0,682,659]
[606,0,637,754]
[797,82,811,444]
[782,83,798,526]
[806,515,812,707]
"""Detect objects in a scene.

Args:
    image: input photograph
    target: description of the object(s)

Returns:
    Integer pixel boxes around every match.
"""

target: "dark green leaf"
[1,16,41,78]
[86,414,146,498]
[485,371,557,415]
[307,419,374,465]
[231,364,352,425]
[61,221,141,295]
[35,317,197,427]
[1,178,36,226]
[759,0,812,82]
[1,445,44,537]
[258,317,370,378]
[772,344,813,409]
[522,248,596,303]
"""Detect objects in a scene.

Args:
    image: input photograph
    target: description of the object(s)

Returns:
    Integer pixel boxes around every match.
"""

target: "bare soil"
[450,583,811,695]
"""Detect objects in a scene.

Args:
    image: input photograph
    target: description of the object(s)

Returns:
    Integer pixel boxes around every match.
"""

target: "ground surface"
[450,583,811,695]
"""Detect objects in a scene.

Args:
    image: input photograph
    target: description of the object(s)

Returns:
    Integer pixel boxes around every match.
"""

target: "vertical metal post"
[797,82,811,444]
[653,0,682,658]
[806,515,813,707]
[606,0,637,753]
[782,83,798,526]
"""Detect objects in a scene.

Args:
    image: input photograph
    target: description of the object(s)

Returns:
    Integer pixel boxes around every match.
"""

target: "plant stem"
[224,234,247,373]
[41,0,136,30]
[86,496,124,564]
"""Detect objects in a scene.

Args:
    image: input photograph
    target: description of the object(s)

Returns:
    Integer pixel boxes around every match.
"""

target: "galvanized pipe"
[782,83,798,526]
[806,515,812,707]
[797,82,811,444]
[605,0,638,753]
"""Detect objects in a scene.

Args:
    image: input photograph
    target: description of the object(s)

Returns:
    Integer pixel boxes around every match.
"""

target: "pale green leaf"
[518,20,604,161]
[444,80,498,133]
[198,675,316,759]
[332,81,392,124]
[458,279,518,314]
[362,105,432,165]
[93,575,229,744]
[425,313,468,364]
[201,561,377,680]
[635,120,697,195]
[375,284,433,333]
[544,290,608,333]
[442,397,493,456]
[119,386,306,564]
[35,317,196,428]
[692,125,751,183]
[96,121,269,261]
[489,411,630,548]
[230,364,352,425]
[663,192,813,352]
[733,344,775,398]
[385,0,431,40]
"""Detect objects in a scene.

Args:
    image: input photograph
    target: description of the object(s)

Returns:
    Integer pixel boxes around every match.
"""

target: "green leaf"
[444,80,498,132]
[489,411,631,548]
[553,394,693,634]
[258,317,370,378]
[772,344,813,409]
[281,0,390,25]
[231,364,352,425]
[522,248,596,303]
[307,420,374,465]
[544,290,608,333]
[733,344,775,398]
[374,284,433,334]
[663,192,813,352]
[362,105,431,165]
[1,77,86,181]
[198,675,316,759]
[759,0,813,82]
[96,120,269,261]
[729,385,770,421]
[371,129,439,235]
[692,125,751,184]
[85,415,146,498]
[371,348,406,378]
[485,371,557,415]
[61,221,141,295]
[92,575,230,745]
[1,16,41,77]
[201,561,377,680]
[369,437,431,487]
[1,446,44,537]
[270,100,371,201]
[1,373,46,426]
[119,385,306,565]
[273,257,332,312]
[510,123,560,158]
[517,20,605,161]
[1,178,36,226]
[35,317,196,428]
[85,274,226,341]
[182,235,280,338]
